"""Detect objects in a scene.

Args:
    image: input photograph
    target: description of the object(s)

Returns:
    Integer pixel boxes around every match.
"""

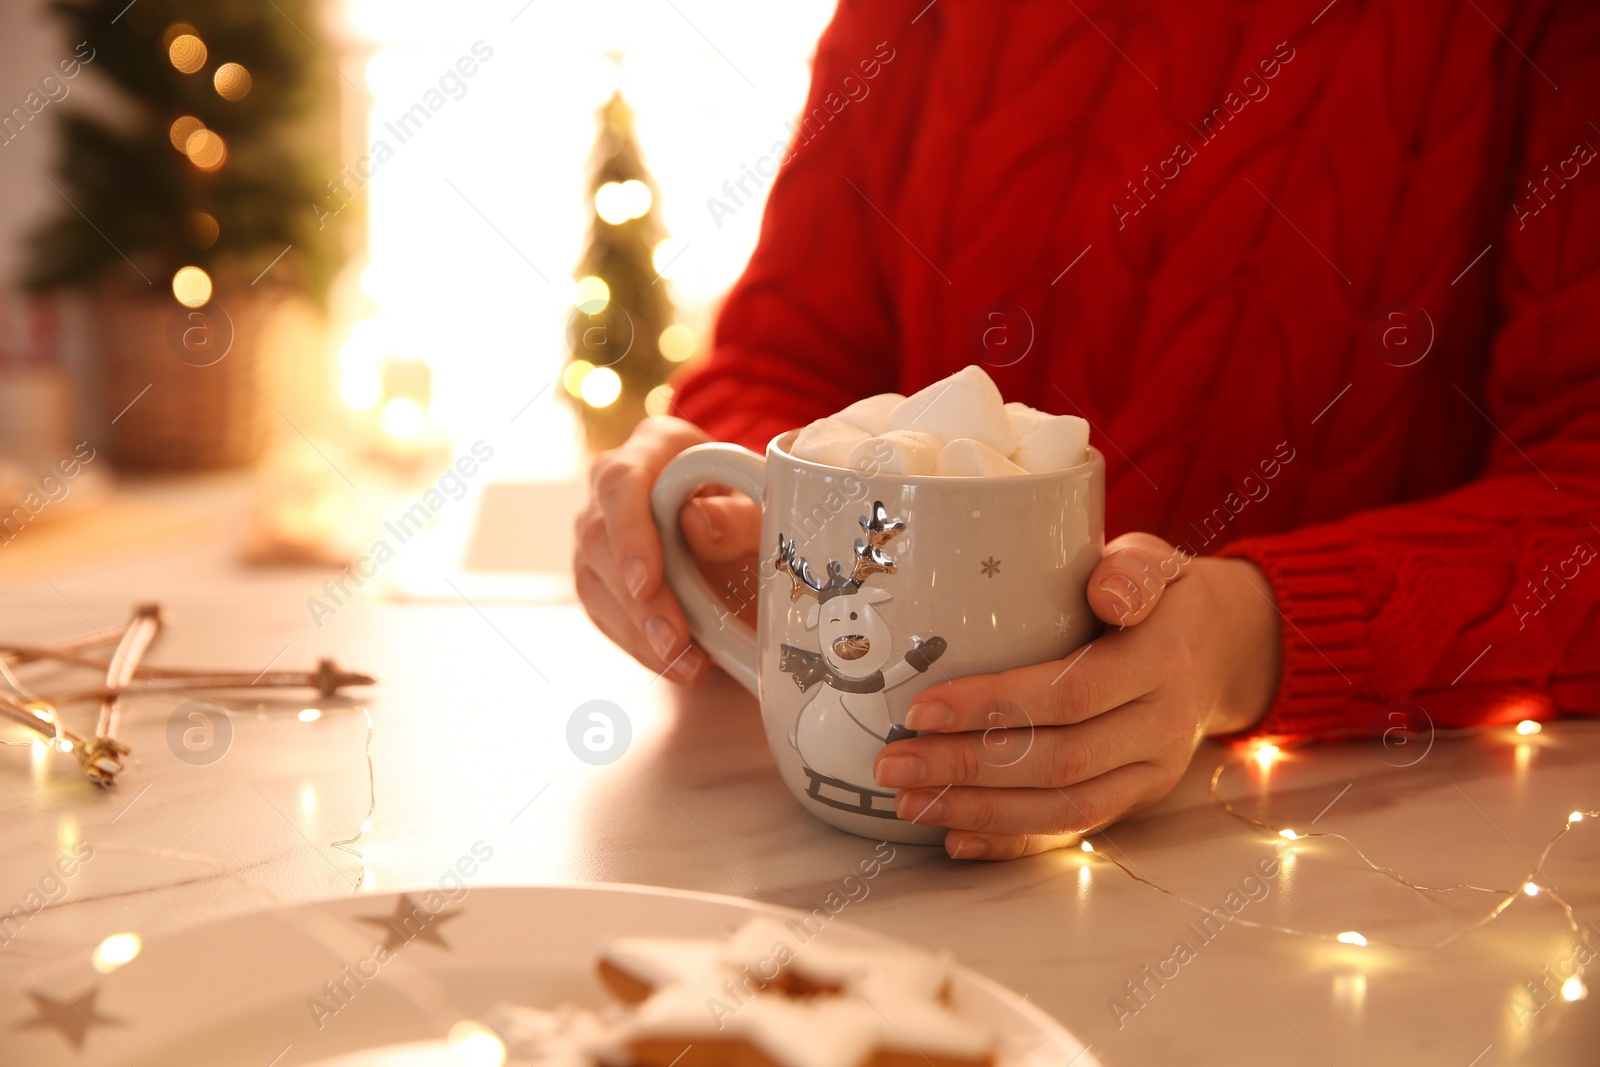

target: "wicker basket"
[91,281,281,470]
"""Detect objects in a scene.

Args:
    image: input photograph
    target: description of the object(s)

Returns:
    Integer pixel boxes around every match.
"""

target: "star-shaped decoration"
[12,987,125,1050]
[979,556,1002,578]
[1054,613,1074,636]
[357,893,461,952]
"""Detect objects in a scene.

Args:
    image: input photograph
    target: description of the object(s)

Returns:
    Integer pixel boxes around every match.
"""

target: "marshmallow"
[791,417,870,468]
[835,392,904,436]
[1004,401,1051,435]
[936,437,1028,477]
[848,430,942,476]
[1009,414,1090,474]
[891,366,1017,456]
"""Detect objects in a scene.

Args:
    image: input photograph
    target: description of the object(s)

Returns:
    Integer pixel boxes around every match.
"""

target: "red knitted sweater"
[670,0,1600,740]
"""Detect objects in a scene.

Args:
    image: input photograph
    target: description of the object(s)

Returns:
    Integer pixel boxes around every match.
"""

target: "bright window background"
[339,0,837,481]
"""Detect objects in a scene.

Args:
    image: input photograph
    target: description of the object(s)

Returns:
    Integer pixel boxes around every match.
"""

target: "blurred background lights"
[1516,720,1541,736]
[579,366,622,408]
[651,236,689,281]
[298,708,322,722]
[1253,743,1281,769]
[168,33,208,74]
[594,179,652,225]
[171,266,213,308]
[643,383,674,418]
[182,210,220,249]
[213,62,252,100]
[448,1020,506,1067]
[91,932,142,973]
[185,129,228,170]
[381,397,425,438]
[1562,977,1587,1002]
[658,323,695,362]
[1336,931,1368,947]
[168,115,205,152]
[573,275,610,313]
[562,360,595,398]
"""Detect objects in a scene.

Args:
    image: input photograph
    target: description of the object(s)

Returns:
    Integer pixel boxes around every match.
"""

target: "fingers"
[680,493,763,563]
[943,830,1080,862]
[589,421,703,604]
[903,637,1155,732]
[894,761,1169,851]
[1088,532,1191,628]
[574,552,708,685]
[874,702,1158,790]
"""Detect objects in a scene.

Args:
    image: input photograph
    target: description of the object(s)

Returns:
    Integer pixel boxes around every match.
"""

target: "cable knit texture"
[671,0,1600,739]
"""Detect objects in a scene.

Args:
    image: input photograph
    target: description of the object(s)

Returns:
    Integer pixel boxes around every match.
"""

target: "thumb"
[680,493,763,563]
[1088,532,1190,627]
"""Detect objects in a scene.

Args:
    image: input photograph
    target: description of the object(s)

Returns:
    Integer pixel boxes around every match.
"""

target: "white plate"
[6,884,1097,1067]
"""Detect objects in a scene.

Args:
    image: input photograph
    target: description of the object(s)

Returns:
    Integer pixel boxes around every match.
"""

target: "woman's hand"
[873,533,1283,860]
[573,416,762,684]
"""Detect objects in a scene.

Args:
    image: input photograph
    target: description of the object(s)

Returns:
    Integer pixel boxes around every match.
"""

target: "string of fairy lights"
[1076,726,1595,1018]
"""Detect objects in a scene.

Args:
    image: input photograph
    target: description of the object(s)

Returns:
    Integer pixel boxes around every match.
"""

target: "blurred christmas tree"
[564,91,675,453]
[25,0,348,301]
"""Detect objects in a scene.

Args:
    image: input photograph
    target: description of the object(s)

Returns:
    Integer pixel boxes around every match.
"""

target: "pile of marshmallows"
[790,365,1090,477]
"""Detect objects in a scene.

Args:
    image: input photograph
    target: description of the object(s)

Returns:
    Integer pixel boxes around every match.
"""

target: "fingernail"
[949,837,987,860]
[668,645,706,683]
[875,752,926,788]
[624,557,649,599]
[692,499,724,543]
[904,702,951,731]
[898,789,947,823]
[645,616,677,662]
[1099,574,1145,617]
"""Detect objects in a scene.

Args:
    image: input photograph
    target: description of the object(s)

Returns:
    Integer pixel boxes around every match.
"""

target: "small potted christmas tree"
[25,0,349,469]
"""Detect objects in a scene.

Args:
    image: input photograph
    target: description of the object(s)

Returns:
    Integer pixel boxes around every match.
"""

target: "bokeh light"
[448,1020,506,1067]
[213,62,252,100]
[168,34,208,74]
[182,210,220,249]
[658,323,695,362]
[91,933,142,974]
[381,397,425,438]
[171,266,213,308]
[579,365,622,408]
[184,129,228,171]
[594,179,652,224]
[168,115,205,152]
[574,275,610,313]
[651,236,689,281]
[643,383,674,417]
[563,359,595,398]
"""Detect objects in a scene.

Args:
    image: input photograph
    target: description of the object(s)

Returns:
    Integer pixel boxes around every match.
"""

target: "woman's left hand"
[873,533,1283,861]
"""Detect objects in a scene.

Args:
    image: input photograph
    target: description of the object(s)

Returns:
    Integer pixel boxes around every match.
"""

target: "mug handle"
[649,442,765,695]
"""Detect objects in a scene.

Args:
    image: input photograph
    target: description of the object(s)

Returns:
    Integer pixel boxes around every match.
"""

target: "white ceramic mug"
[651,431,1106,844]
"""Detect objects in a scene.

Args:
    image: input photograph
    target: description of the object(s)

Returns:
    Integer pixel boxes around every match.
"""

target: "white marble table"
[1,520,1597,1066]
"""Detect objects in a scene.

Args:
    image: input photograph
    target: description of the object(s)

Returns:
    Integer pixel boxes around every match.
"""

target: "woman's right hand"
[573,416,763,684]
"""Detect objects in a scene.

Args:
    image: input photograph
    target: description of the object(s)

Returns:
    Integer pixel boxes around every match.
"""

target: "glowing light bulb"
[298,708,322,723]
[580,366,622,408]
[1080,840,1094,853]
[1571,812,1585,823]
[1279,829,1300,840]
[1523,881,1540,897]
[594,180,652,224]
[1254,743,1281,769]
[92,932,142,973]
[360,819,373,834]
[58,739,74,753]
[171,266,213,308]
[380,397,425,439]
[1336,931,1368,947]
[1515,720,1541,736]
[1561,977,1587,1002]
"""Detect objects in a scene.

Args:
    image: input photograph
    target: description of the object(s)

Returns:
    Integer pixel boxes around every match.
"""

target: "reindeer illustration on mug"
[773,501,948,818]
